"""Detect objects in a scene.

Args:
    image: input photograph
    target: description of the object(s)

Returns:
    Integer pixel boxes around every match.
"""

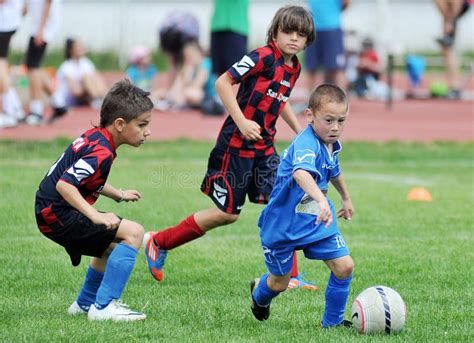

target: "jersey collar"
[269,41,300,72]
[99,127,117,153]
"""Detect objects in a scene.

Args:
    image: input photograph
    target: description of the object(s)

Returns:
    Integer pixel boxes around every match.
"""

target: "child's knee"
[216,211,239,226]
[119,221,144,248]
[332,256,354,279]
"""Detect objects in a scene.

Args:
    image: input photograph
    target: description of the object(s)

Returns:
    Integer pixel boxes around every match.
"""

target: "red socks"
[152,214,205,250]
[291,252,299,278]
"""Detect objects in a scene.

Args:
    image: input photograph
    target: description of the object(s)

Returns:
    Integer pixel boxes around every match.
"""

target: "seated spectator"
[50,38,107,122]
[126,45,157,92]
[350,37,388,100]
[160,41,223,115]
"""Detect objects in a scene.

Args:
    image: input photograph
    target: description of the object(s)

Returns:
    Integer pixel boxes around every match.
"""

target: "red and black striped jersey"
[35,127,116,229]
[215,41,301,158]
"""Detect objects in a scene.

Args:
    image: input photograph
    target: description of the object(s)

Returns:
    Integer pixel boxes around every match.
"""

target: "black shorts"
[200,148,280,214]
[25,36,47,69]
[35,211,119,264]
[0,30,15,58]
[210,31,247,75]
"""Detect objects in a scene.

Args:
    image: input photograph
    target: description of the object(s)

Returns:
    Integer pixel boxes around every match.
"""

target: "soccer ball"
[351,286,406,334]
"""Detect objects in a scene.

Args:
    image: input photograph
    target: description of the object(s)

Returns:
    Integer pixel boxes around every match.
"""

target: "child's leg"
[74,257,106,310]
[152,208,237,250]
[94,219,144,308]
[322,255,354,327]
[252,272,290,306]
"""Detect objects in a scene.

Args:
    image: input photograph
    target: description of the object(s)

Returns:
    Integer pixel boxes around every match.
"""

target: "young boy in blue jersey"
[34,79,153,321]
[144,5,318,290]
[250,84,355,328]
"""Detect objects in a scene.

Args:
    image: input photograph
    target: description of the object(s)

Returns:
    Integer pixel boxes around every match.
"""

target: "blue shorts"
[305,29,345,72]
[261,232,350,276]
[210,31,247,76]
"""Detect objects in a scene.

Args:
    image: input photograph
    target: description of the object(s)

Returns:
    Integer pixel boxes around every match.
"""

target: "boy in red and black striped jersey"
[34,79,153,321]
[145,6,318,289]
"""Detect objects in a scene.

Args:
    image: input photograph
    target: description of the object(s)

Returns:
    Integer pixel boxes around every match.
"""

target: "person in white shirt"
[50,38,107,122]
[24,0,62,125]
[0,0,26,128]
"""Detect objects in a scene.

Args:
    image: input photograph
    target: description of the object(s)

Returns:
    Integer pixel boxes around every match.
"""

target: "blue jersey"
[258,125,342,248]
[308,0,343,31]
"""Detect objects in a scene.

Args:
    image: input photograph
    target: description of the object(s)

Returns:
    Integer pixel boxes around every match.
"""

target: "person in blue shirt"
[250,84,355,328]
[126,45,157,92]
[305,0,350,89]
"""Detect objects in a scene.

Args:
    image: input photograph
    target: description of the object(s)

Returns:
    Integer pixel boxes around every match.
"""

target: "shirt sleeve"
[291,135,322,180]
[60,147,112,188]
[226,47,271,83]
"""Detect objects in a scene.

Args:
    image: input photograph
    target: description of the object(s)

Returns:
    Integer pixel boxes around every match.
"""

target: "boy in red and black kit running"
[144,6,316,288]
[34,79,153,321]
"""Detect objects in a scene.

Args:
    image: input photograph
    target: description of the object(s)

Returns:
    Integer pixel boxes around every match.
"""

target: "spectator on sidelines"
[0,0,26,128]
[434,0,472,99]
[24,0,62,125]
[210,0,249,76]
[126,45,157,92]
[305,0,350,90]
[163,41,223,115]
[49,38,107,123]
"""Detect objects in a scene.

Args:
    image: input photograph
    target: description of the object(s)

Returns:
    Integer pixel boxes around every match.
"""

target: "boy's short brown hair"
[100,79,153,127]
[309,84,349,112]
[266,5,315,47]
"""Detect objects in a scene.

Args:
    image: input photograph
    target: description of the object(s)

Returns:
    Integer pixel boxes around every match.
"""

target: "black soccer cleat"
[322,319,353,329]
[250,278,270,321]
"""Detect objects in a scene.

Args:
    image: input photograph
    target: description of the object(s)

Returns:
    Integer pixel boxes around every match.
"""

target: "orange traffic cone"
[407,187,432,202]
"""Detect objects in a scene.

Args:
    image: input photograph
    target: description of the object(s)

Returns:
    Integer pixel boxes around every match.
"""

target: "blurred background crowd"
[0,0,472,129]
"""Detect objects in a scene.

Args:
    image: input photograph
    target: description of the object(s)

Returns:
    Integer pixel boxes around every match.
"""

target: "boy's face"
[305,101,348,145]
[118,111,152,147]
[273,30,307,59]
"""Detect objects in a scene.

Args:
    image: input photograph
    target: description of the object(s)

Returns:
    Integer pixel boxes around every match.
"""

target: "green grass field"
[0,139,472,342]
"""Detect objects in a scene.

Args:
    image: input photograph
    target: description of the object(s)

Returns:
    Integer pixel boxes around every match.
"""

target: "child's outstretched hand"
[121,189,142,202]
[238,119,262,141]
[337,198,354,220]
[92,212,121,230]
[316,200,332,228]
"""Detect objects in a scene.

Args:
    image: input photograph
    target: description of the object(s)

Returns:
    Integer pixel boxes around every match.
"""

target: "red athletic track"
[1,73,473,143]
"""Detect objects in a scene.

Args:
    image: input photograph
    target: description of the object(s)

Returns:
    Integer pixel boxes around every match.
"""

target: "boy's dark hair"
[100,79,154,127]
[309,84,348,112]
[65,37,75,60]
[266,5,315,47]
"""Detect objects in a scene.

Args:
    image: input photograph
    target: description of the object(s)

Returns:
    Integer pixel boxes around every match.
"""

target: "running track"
[1,73,472,143]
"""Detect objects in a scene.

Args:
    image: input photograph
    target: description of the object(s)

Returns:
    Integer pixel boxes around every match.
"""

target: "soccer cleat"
[322,319,353,329]
[67,300,89,315]
[250,278,270,321]
[88,299,146,322]
[143,231,168,282]
[288,274,319,291]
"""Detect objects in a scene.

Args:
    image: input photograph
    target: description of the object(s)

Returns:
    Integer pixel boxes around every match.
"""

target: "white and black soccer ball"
[351,286,406,334]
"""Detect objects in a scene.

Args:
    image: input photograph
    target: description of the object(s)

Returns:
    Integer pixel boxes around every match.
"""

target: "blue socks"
[76,266,104,310]
[95,243,138,309]
[252,273,280,307]
[322,272,352,327]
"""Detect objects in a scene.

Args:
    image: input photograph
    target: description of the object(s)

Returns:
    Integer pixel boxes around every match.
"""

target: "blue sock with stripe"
[252,273,280,307]
[95,243,138,309]
[76,266,104,310]
[322,272,352,327]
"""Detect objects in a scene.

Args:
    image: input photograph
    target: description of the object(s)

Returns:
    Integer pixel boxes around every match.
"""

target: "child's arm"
[215,73,263,141]
[330,174,354,220]
[56,180,121,229]
[280,101,303,134]
[101,183,141,203]
[293,169,332,227]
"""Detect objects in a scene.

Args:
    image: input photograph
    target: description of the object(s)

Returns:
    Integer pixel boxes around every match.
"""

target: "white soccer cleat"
[67,300,89,315]
[87,299,146,322]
